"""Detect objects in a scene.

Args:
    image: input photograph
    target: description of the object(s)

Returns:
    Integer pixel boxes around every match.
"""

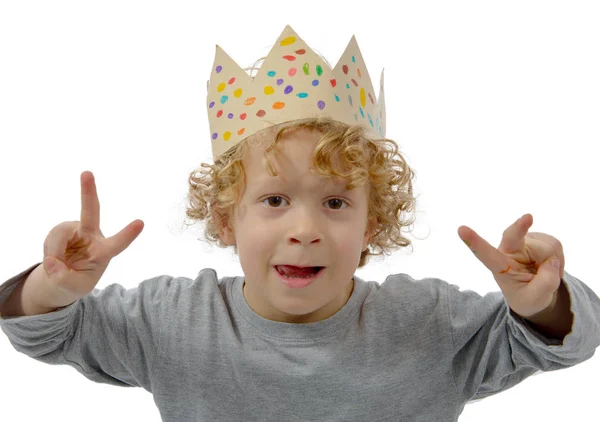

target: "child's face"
[220,127,373,323]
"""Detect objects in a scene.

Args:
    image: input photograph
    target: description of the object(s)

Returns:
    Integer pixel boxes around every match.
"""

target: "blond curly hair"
[184,114,419,268]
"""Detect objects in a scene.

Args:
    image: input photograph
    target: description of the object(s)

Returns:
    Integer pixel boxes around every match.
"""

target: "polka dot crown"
[206,25,386,160]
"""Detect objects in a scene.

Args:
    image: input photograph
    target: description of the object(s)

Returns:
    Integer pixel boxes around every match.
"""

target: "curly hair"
[184,114,419,268]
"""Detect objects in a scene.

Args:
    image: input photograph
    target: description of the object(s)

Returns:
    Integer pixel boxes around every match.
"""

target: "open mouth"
[275,265,325,279]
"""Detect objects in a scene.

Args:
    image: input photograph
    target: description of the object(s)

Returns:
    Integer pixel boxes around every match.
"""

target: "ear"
[219,223,236,246]
[214,213,236,246]
[362,215,377,252]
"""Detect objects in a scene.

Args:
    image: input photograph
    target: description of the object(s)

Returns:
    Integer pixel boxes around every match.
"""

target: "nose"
[287,207,322,246]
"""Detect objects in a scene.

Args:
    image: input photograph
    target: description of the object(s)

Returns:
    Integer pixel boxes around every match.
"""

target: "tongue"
[279,265,316,278]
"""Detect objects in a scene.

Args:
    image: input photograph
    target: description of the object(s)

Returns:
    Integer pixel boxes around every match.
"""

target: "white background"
[1,1,598,420]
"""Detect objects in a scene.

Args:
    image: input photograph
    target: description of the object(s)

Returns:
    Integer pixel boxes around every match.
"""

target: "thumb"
[539,257,562,293]
[549,257,561,274]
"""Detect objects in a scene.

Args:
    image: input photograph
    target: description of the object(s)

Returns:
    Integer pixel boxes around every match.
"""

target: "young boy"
[1,25,599,421]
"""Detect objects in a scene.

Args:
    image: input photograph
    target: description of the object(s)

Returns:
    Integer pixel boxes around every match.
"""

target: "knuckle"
[530,232,563,251]
[550,237,563,252]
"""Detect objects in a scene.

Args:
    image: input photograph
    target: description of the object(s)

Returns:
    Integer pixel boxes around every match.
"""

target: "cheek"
[238,221,273,252]
[237,227,271,271]
[333,228,364,254]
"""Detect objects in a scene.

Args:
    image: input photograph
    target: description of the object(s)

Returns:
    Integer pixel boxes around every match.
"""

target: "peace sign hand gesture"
[40,171,145,307]
[458,214,565,319]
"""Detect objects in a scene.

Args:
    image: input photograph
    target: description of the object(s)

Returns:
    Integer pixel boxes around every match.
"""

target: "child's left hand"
[457,213,565,318]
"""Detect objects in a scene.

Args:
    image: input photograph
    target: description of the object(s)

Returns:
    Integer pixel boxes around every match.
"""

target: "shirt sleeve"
[0,262,171,393]
[447,270,600,402]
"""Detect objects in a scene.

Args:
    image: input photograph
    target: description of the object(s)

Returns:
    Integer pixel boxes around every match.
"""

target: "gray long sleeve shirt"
[1,262,599,421]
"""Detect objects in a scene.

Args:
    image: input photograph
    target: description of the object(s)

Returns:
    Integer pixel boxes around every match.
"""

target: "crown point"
[280,36,297,47]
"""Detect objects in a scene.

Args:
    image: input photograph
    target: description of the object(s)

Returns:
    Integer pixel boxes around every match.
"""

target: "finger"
[458,225,514,276]
[45,221,80,261]
[80,171,101,233]
[527,232,565,279]
[498,213,532,255]
[105,220,144,258]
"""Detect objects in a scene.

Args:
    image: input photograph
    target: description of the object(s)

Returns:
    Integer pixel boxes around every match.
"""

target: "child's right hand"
[41,171,144,304]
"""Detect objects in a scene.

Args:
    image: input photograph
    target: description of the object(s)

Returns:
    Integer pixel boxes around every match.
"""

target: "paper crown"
[206,25,386,160]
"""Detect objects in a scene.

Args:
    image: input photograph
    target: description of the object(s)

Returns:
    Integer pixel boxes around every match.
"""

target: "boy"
[1,25,599,421]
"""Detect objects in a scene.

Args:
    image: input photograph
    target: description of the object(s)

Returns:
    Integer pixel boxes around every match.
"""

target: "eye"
[263,196,289,208]
[325,198,348,210]
[262,196,348,209]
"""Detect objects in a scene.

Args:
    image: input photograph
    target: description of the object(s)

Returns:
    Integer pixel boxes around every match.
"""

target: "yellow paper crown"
[207,25,386,160]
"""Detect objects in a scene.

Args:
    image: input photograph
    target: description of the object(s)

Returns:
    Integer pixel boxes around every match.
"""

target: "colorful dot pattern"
[207,26,385,158]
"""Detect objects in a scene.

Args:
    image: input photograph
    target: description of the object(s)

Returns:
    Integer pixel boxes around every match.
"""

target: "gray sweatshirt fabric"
[1,262,599,421]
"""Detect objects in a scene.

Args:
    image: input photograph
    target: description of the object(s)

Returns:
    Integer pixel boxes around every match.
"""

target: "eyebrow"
[252,177,350,192]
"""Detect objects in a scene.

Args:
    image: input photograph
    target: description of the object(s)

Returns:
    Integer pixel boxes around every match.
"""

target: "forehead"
[242,127,352,190]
